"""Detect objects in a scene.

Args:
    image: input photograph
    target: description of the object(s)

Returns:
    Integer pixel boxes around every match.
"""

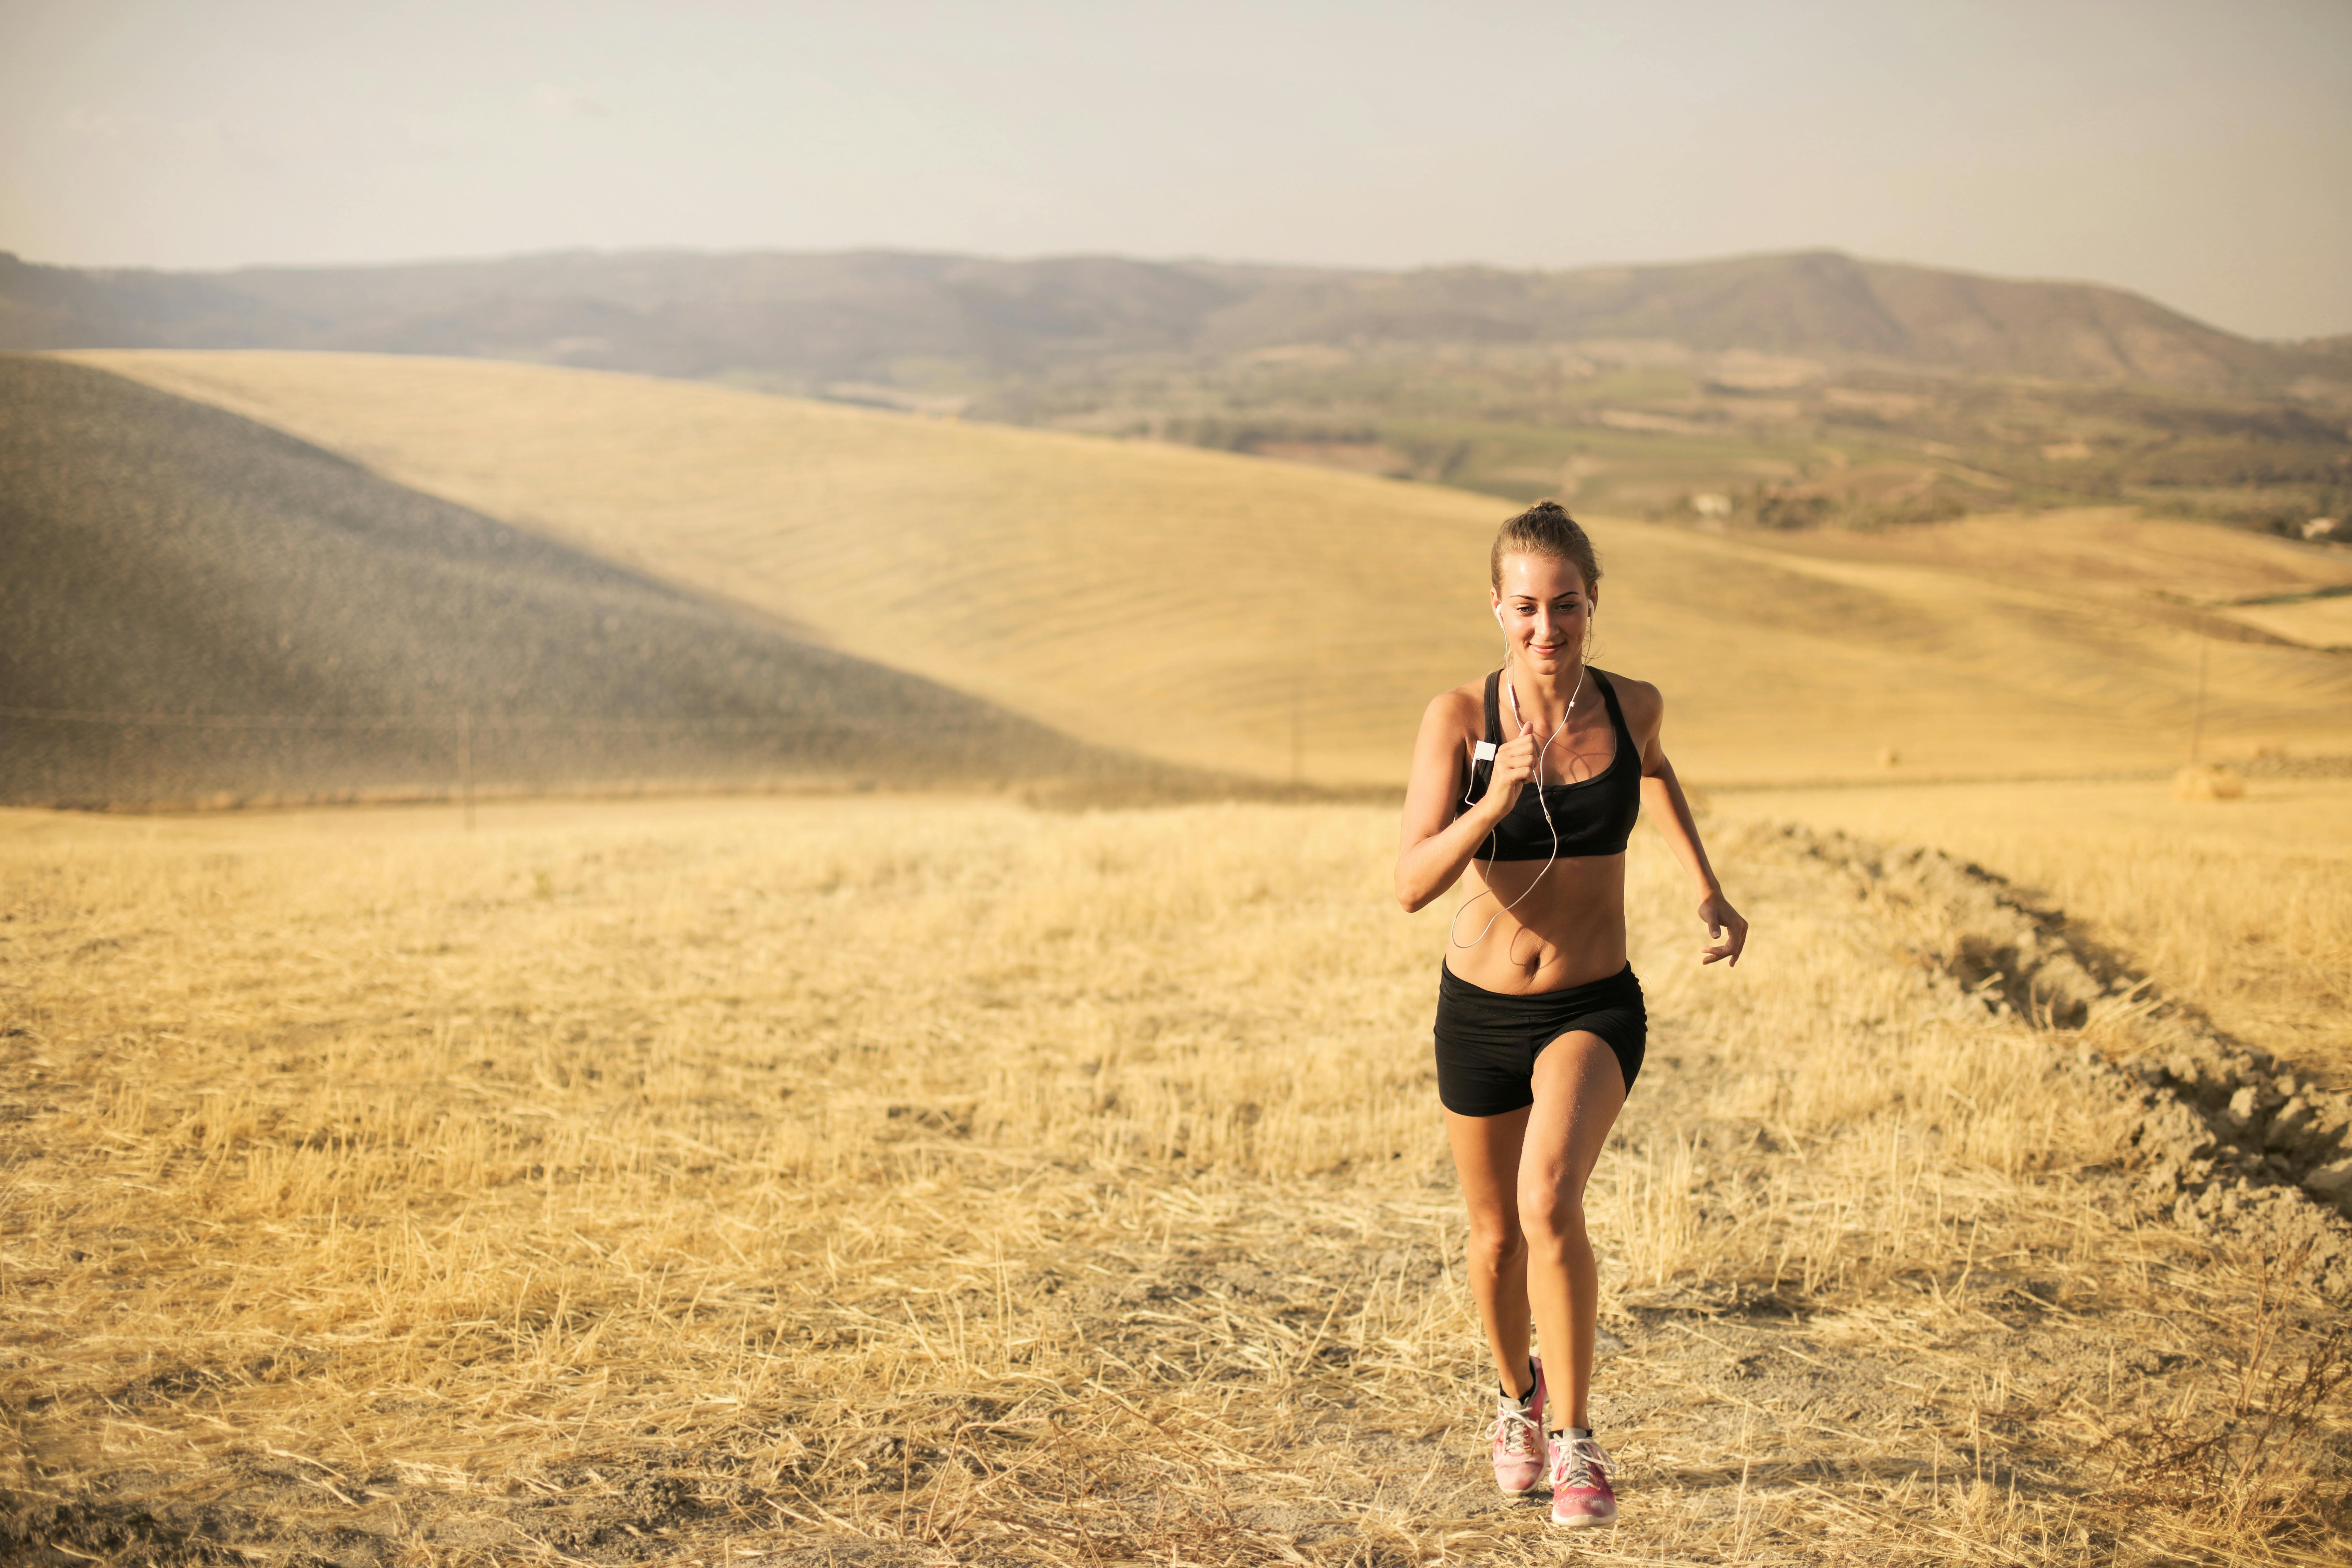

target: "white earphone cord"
[1448,663,1583,950]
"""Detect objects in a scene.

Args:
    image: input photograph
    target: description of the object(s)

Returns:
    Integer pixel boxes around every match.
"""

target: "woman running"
[1395,501,1747,1528]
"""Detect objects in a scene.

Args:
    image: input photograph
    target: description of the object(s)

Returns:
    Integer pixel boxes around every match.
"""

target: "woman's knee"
[1517,1179,1589,1246]
[1465,1217,1527,1273]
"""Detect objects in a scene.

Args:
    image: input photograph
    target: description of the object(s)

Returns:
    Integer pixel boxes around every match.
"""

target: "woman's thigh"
[1519,1031,1627,1216]
[1447,1103,1532,1237]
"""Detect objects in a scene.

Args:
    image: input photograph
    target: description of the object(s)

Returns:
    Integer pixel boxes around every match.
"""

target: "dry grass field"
[1769,512,2352,653]
[1713,776,2352,1090]
[62,352,2352,786]
[5,796,2348,1565]
[1761,509,2352,652]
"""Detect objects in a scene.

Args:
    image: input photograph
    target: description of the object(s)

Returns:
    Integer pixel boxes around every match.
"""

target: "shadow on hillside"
[7,355,1287,812]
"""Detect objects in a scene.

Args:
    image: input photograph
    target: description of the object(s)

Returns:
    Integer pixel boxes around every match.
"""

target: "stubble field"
[5,795,2347,1566]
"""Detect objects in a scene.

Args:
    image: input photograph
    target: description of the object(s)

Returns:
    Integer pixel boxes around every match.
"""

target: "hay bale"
[2173,763,2246,801]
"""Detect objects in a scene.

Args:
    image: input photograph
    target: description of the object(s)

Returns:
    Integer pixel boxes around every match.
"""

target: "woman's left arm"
[1625,680,1748,967]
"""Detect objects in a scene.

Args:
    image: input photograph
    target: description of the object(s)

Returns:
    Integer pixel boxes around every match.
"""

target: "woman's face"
[1492,553,1594,672]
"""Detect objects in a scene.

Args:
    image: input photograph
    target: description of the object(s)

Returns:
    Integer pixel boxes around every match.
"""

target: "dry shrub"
[2097,1241,2352,1538]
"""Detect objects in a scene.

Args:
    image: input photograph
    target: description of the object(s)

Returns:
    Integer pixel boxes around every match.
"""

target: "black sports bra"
[1460,668,1641,861]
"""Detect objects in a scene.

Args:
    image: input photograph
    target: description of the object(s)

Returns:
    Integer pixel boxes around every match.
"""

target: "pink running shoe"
[1484,1358,1547,1494]
[1548,1431,1618,1527]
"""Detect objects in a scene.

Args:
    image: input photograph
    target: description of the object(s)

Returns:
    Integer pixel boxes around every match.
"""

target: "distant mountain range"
[6,247,2345,395]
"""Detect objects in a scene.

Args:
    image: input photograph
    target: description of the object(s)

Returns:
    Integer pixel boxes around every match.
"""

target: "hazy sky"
[4,0,2349,338]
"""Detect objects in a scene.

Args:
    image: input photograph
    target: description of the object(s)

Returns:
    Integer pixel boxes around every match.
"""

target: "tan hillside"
[1764,508,2352,650]
[66,350,2352,786]
[1,357,1146,810]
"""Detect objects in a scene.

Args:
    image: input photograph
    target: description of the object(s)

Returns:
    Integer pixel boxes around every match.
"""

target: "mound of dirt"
[1783,826,2352,1292]
[0,356,1155,809]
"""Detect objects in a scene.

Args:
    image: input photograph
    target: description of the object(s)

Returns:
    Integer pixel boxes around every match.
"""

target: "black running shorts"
[1432,963,1646,1117]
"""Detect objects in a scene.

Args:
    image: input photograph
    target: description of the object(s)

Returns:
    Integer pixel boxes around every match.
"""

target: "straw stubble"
[1,796,2343,1563]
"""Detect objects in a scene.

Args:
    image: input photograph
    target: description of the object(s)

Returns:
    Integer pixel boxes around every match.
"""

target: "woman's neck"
[1505,656,1588,735]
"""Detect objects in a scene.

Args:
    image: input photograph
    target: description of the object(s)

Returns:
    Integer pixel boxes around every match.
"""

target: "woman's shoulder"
[1427,673,1488,715]
[1595,667,1664,726]
[1417,676,1487,740]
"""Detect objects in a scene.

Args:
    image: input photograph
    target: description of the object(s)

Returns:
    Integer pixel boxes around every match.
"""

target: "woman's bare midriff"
[1444,851,1628,993]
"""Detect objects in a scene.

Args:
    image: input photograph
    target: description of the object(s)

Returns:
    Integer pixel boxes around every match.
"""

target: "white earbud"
[1492,606,1503,625]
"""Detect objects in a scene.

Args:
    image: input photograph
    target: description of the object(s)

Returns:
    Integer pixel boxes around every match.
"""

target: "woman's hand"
[1482,730,1541,814]
[1697,892,1748,966]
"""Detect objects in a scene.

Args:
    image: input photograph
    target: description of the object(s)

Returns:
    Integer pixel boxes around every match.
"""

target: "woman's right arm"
[1395,692,1534,912]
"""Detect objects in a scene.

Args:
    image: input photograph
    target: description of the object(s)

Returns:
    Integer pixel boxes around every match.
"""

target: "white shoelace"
[1486,1402,1543,1457]
[1553,1434,1615,1488]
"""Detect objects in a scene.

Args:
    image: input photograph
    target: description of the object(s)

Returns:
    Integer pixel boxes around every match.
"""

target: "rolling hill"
[63,351,2352,790]
[0,355,1144,809]
[15,247,2346,539]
